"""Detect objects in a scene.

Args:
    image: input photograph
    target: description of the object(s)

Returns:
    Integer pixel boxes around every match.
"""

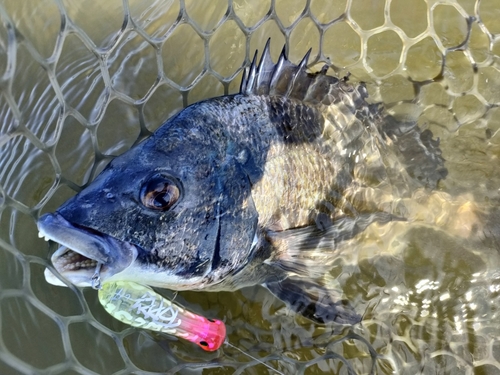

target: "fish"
[37,40,448,325]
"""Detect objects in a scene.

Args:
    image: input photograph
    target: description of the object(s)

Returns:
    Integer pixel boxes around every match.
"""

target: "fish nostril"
[106,192,115,201]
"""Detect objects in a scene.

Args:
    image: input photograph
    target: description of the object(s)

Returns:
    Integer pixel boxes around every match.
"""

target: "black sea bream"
[38,42,449,324]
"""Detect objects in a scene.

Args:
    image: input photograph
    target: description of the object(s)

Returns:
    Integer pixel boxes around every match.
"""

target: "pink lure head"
[176,311,226,351]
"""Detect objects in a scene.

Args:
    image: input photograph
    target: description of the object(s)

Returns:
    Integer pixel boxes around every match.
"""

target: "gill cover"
[208,150,260,283]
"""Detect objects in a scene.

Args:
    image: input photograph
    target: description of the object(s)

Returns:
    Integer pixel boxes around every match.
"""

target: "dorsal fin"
[240,41,448,191]
[240,39,349,106]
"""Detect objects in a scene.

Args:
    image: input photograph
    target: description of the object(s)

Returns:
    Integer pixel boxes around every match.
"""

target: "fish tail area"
[264,276,361,325]
[479,201,500,246]
[380,115,448,190]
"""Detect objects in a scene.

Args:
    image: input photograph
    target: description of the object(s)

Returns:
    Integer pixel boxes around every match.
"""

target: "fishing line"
[224,341,285,375]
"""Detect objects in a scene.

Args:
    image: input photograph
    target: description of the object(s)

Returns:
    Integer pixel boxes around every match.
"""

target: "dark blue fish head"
[38,102,259,289]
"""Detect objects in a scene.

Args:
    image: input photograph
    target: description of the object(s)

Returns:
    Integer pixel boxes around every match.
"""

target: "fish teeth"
[38,231,51,242]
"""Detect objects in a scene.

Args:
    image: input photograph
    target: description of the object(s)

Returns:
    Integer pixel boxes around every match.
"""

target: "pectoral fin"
[264,276,361,325]
[266,212,398,278]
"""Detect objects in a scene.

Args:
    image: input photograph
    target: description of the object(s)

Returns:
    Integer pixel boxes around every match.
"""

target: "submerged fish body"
[38,42,447,324]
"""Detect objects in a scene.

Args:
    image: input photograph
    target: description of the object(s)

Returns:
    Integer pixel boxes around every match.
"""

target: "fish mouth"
[37,213,138,287]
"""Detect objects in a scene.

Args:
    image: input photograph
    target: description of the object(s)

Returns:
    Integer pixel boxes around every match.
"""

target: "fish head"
[38,104,259,290]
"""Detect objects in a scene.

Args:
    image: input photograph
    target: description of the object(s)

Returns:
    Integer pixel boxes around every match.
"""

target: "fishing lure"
[98,280,226,351]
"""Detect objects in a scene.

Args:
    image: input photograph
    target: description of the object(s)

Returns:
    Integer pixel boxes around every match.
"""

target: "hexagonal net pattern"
[1,0,500,374]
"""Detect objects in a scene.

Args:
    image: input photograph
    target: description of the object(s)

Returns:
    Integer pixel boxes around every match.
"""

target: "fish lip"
[37,212,138,287]
[38,213,110,264]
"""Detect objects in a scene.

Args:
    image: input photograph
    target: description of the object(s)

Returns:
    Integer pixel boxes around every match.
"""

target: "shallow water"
[1,0,500,374]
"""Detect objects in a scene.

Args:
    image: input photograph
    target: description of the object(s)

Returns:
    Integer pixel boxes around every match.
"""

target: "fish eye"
[140,174,180,211]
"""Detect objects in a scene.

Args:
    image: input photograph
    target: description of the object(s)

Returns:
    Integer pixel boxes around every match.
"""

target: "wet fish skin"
[38,42,447,324]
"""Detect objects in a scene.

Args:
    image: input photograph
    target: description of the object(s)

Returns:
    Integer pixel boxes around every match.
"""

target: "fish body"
[38,42,446,324]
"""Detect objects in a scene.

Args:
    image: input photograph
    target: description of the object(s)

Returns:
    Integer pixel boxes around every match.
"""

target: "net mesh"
[1,0,500,374]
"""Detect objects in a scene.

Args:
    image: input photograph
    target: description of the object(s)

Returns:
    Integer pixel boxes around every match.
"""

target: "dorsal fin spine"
[240,65,247,93]
[239,40,348,108]
[298,48,311,70]
[285,48,311,97]
[268,49,287,96]
[244,51,258,95]
[254,41,274,95]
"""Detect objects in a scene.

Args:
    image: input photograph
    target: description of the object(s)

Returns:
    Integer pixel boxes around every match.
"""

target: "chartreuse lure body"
[98,280,226,351]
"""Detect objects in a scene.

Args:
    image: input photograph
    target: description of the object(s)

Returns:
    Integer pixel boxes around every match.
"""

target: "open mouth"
[37,213,138,287]
[50,246,99,272]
